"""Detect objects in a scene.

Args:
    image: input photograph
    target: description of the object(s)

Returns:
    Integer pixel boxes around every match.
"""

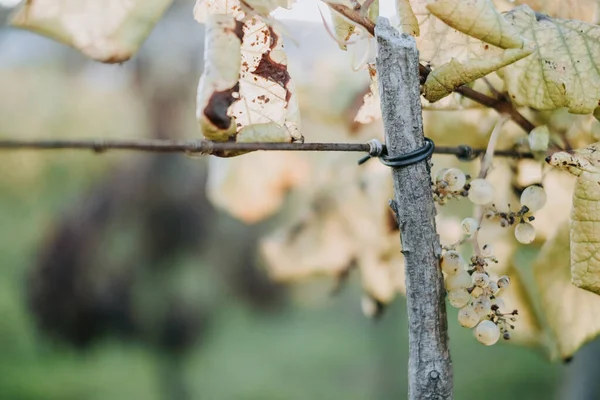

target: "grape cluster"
[433,168,469,204]
[442,247,517,346]
[483,184,547,244]
[433,170,546,346]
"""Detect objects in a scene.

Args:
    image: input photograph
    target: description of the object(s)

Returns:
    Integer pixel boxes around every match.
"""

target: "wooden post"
[375,18,453,399]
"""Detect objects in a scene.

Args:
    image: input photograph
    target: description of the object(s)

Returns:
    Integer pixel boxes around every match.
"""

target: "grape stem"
[479,115,510,179]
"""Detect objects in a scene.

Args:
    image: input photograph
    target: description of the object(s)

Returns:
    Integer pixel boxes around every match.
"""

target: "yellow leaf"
[395,0,419,36]
[410,0,528,109]
[426,0,525,49]
[423,45,533,102]
[10,0,172,63]
[547,142,600,294]
[533,223,600,359]
[500,5,600,114]
[330,12,356,51]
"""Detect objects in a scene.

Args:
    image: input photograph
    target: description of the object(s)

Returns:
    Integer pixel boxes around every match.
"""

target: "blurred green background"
[0,1,596,399]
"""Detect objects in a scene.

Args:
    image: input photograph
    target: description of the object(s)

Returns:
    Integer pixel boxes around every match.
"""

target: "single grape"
[443,168,466,191]
[488,281,500,295]
[515,222,536,244]
[448,289,471,308]
[441,250,464,275]
[481,244,494,257]
[528,125,550,152]
[520,185,547,212]
[475,320,501,345]
[458,306,480,328]
[472,272,490,288]
[492,297,505,311]
[445,270,472,291]
[461,218,478,236]
[472,297,492,318]
[497,275,510,288]
[468,179,494,205]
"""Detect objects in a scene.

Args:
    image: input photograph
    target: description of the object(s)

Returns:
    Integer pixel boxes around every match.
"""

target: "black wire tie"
[358,138,435,167]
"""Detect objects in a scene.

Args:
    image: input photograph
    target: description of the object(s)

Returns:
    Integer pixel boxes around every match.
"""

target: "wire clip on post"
[358,138,435,167]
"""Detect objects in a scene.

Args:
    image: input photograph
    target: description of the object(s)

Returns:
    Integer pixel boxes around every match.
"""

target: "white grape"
[515,222,536,244]
[458,306,480,328]
[461,218,478,236]
[528,125,550,152]
[520,185,547,212]
[488,281,500,295]
[475,320,501,345]
[472,272,490,288]
[481,244,494,257]
[445,270,472,291]
[468,179,494,205]
[492,297,505,311]
[448,289,471,308]
[443,168,466,191]
[472,297,492,318]
[441,251,464,275]
[497,275,510,288]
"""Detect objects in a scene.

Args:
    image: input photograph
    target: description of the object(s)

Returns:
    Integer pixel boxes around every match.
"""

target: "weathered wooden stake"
[375,18,453,400]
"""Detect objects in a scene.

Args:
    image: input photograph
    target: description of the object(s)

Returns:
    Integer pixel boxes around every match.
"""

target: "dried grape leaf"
[533,223,600,359]
[396,0,419,36]
[194,0,294,22]
[195,0,302,155]
[547,142,600,294]
[10,0,172,63]
[331,12,357,51]
[354,65,381,124]
[260,160,405,302]
[500,6,600,114]
[423,45,533,102]
[196,14,243,141]
[408,0,531,107]
[426,0,525,49]
[206,151,309,223]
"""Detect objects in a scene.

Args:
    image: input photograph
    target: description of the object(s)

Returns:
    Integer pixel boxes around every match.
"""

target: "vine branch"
[0,138,535,159]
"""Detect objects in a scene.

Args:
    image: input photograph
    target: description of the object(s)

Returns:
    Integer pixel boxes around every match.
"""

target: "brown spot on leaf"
[232,20,245,40]
[253,53,292,102]
[204,82,240,130]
